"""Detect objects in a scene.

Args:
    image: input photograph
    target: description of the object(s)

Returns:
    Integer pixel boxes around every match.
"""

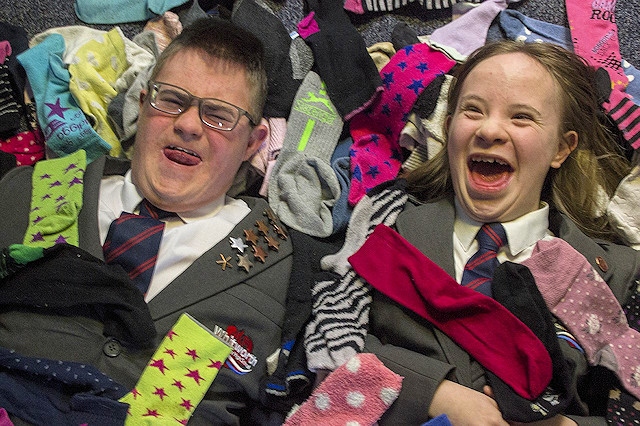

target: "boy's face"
[131,49,266,213]
[447,52,576,223]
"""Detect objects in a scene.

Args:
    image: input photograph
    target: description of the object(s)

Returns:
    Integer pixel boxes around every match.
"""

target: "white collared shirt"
[99,171,250,302]
[453,199,555,283]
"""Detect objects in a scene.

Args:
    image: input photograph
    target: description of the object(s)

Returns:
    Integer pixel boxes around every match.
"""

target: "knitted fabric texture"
[348,44,455,206]
[522,238,640,399]
[23,149,86,248]
[349,223,552,400]
[284,353,402,426]
[120,313,232,424]
[304,181,408,371]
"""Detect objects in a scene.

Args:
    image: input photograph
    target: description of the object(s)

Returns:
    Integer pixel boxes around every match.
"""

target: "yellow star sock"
[23,149,86,248]
[120,313,232,424]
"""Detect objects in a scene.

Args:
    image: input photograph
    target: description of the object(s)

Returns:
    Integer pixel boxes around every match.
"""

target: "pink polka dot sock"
[0,128,45,166]
[284,353,403,425]
[522,238,640,400]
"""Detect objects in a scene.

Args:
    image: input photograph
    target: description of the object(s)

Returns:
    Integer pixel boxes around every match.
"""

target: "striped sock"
[603,88,640,149]
[304,180,408,371]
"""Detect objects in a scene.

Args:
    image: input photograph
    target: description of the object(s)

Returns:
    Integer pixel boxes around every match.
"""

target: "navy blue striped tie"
[103,200,175,295]
[461,223,507,297]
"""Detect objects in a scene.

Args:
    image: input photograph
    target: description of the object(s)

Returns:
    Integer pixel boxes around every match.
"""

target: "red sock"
[348,224,552,400]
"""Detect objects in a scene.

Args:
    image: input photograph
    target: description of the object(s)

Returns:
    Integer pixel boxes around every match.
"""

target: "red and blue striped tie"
[461,223,507,297]
[103,200,175,295]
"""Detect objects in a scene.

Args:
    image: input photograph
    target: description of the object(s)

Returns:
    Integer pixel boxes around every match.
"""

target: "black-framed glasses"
[147,81,258,131]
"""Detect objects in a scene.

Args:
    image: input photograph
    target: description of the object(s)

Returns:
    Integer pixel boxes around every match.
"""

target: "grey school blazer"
[0,155,294,425]
[365,196,640,426]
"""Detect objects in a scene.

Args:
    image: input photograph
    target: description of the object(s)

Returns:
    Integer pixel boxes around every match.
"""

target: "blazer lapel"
[395,197,456,277]
[79,155,131,260]
[394,197,476,386]
[147,198,293,320]
[78,155,107,259]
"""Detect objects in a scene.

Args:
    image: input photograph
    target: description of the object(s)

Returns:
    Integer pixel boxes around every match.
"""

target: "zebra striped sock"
[305,180,408,371]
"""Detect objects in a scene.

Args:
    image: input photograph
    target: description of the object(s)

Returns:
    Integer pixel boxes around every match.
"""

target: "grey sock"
[268,71,343,238]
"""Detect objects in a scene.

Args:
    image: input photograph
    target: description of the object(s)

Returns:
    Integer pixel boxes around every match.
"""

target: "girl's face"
[447,52,577,223]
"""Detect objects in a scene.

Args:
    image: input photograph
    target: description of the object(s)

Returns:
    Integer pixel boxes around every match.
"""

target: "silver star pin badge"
[229,236,248,253]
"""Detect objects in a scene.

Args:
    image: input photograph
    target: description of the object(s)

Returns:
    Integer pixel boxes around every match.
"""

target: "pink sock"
[565,0,627,90]
[349,224,553,400]
[284,353,402,425]
[603,88,640,149]
[430,0,507,57]
[347,44,455,206]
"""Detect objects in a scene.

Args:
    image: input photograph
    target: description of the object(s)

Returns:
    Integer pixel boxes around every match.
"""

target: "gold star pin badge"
[265,234,280,251]
[237,254,253,273]
[244,229,259,245]
[216,253,232,270]
[255,219,270,236]
[252,245,268,263]
[273,223,288,240]
[264,208,279,224]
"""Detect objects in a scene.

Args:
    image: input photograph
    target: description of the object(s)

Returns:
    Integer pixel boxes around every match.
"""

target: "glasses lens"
[152,84,189,114]
[149,82,247,130]
[201,100,240,130]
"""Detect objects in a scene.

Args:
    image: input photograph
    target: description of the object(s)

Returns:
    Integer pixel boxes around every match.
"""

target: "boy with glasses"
[0,17,299,424]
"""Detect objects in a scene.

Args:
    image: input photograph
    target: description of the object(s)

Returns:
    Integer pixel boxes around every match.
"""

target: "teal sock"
[17,34,112,163]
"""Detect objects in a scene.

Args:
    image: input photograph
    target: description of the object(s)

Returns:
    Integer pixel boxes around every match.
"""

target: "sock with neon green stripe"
[267,71,343,238]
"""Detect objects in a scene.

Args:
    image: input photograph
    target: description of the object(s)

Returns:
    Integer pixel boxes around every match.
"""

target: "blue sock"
[498,10,640,104]
[330,137,353,235]
[499,10,571,49]
[75,0,188,24]
[17,34,112,163]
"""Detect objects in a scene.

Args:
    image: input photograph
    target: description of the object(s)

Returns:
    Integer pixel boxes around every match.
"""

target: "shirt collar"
[454,199,550,256]
[121,170,226,223]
